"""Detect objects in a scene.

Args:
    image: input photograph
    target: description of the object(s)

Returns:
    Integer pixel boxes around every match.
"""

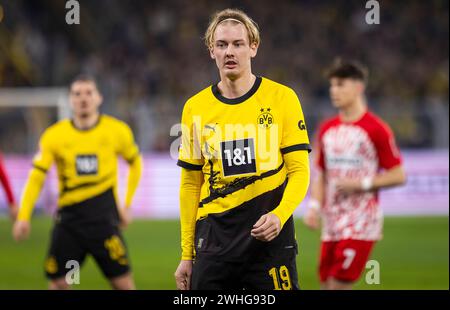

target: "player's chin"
[223,69,240,80]
[331,100,342,108]
[332,99,349,109]
[76,111,91,118]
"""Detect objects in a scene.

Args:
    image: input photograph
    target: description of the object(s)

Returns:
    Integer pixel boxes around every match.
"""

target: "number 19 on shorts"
[268,265,292,290]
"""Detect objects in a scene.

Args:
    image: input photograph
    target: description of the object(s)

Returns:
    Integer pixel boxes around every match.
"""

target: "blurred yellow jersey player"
[13,75,142,290]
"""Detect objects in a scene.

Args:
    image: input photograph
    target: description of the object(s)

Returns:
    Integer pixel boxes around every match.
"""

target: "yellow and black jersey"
[178,76,310,219]
[18,115,142,221]
[178,76,311,261]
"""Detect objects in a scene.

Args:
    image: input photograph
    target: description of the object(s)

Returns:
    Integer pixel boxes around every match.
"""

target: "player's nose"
[225,45,235,56]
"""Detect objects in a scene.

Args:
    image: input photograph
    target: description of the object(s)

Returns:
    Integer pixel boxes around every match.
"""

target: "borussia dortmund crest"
[257,108,274,129]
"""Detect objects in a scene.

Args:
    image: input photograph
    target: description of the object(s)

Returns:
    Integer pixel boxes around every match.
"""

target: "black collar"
[71,115,102,131]
[211,76,262,105]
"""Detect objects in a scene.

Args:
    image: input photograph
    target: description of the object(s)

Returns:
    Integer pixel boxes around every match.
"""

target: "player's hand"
[335,179,362,194]
[118,207,132,230]
[303,208,320,230]
[174,260,193,290]
[251,213,281,242]
[12,220,31,242]
[9,203,19,221]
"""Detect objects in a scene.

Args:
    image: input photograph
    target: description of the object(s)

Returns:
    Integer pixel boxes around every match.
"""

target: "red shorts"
[319,239,375,283]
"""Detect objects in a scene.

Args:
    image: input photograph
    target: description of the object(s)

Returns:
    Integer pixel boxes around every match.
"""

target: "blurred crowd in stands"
[0,0,448,153]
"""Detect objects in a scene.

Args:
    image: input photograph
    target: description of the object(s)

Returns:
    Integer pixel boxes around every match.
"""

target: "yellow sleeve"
[280,88,311,153]
[18,169,46,221]
[271,150,310,227]
[117,122,140,164]
[124,154,142,209]
[18,130,54,221]
[177,100,204,170]
[116,122,142,208]
[179,167,203,260]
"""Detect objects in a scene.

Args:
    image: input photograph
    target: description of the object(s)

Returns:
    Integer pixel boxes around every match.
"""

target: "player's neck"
[73,112,100,130]
[218,72,256,99]
[339,98,367,123]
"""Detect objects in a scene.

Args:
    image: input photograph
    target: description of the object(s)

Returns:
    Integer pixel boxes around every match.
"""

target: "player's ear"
[250,42,258,58]
[96,92,103,107]
[209,46,216,59]
[69,99,75,111]
[357,81,366,95]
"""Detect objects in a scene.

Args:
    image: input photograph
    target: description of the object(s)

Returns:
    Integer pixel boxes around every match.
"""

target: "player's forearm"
[18,168,47,221]
[370,165,406,191]
[179,168,203,260]
[124,155,143,208]
[310,171,325,207]
[271,151,310,227]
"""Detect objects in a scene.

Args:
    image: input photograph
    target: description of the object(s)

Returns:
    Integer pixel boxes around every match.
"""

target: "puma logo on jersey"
[76,155,98,175]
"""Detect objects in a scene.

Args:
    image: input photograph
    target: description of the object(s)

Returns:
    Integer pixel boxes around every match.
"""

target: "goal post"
[0,87,70,120]
[0,88,71,214]
[0,87,70,153]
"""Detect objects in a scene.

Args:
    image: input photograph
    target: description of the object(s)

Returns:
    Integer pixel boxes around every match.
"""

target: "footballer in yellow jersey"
[13,76,142,290]
[174,9,310,290]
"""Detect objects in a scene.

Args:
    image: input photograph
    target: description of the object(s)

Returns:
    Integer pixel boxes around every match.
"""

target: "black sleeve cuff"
[280,143,312,154]
[177,160,203,171]
[32,164,48,173]
[126,152,140,165]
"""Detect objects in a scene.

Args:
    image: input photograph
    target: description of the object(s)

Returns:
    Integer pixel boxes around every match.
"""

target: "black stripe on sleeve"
[280,143,312,154]
[126,152,140,165]
[177,160,203,171]
[32,164,48,174]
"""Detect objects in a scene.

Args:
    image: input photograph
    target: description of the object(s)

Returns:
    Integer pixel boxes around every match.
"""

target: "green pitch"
[0,216,448,289]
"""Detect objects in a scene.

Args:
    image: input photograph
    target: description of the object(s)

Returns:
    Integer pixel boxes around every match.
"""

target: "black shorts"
[44,189,131,280]
[191,248,299,290]
[191,181,300,290]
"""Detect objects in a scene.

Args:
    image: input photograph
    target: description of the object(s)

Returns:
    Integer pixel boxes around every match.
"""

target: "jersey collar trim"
[211,76,262,105]
[71,115,102,131]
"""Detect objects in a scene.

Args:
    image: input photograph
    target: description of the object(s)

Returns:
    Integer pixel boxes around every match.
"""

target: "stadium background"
[0,0,448,289]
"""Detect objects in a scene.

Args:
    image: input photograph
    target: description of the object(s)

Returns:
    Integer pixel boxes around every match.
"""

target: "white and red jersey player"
[304,60,406,289]
[316,111,402,242]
